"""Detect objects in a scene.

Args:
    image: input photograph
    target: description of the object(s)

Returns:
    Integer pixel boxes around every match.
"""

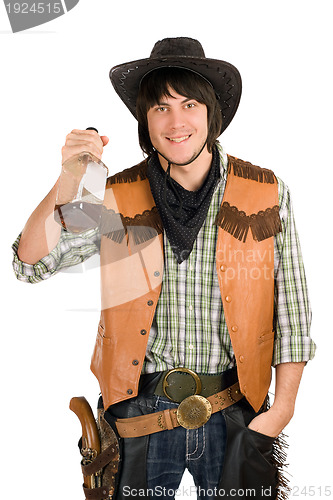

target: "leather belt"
[115,380,243,438]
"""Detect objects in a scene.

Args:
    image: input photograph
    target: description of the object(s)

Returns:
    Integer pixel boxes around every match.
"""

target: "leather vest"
[91,155,281,412]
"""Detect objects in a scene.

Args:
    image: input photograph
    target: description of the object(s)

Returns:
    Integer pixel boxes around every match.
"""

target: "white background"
[1,1,332,498]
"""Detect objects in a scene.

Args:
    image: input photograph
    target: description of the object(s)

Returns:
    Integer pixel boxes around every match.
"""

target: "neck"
[157,146,213,191]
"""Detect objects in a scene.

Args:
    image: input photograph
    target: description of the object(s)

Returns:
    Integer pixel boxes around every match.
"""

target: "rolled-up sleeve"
[12,228,100,284]
[272,178,316,365]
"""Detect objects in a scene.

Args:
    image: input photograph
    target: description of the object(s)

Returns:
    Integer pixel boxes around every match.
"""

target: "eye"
[156,106,167,112]
[185,102,196,109]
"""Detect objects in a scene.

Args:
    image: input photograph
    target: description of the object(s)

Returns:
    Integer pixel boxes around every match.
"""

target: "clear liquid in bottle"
[54,129,108,233]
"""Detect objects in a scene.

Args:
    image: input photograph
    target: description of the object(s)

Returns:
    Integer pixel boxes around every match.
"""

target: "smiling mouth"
[167,135,191,143]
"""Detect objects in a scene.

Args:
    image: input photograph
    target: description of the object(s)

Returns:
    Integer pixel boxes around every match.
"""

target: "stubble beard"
[156,136,208,167]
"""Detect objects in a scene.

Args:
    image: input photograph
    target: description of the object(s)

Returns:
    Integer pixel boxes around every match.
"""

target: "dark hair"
[136,67,222,156]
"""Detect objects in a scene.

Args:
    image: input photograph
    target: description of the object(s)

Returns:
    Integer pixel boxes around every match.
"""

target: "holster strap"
[81,443,119,476]
[116,381,243,438]
[83,485,110,499]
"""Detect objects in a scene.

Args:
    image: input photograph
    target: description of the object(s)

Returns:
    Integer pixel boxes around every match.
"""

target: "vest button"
[225,296,232,303]
[127,389,133,395]
[147,300,154,306]
[154,271,160,277]
[239,355,245,363]
[140,329,147,335]
[132,359,139,365]
[220,264,227,272]
[231,325,238,332]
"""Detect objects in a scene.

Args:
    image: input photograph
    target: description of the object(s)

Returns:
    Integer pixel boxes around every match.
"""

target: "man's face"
[146,87,209,167]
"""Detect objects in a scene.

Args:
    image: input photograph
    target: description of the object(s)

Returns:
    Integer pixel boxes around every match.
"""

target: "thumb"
[101,135,109,147]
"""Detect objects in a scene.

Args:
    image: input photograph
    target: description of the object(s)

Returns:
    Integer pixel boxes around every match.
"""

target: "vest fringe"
[215,202,282,242]
[107,160,148,185]
[250,205,282,242]
[214,202,250,242]
[228,156,276,184]
[100,206,163,244]
[100,207,125,241]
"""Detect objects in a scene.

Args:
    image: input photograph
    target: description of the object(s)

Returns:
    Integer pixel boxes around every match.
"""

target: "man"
[13,38,316,499]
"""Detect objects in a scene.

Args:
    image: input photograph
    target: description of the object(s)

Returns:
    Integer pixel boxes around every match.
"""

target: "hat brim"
[110,55,242,134]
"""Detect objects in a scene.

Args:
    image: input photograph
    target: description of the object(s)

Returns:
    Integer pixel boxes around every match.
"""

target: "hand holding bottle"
[61,128,109,165]
[55,128,109,233]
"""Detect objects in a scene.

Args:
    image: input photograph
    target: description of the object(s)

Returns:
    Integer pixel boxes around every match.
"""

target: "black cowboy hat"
[110,37,242,134]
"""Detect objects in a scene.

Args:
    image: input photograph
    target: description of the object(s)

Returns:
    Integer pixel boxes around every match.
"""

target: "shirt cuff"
[12,233,60,283]
[272,335,317,366]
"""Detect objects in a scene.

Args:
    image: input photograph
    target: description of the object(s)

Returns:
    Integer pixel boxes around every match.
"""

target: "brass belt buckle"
[177,395,212,429]
[162,368,212,430]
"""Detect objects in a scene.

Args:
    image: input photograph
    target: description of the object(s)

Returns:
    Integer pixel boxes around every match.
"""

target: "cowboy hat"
[110,37,242,134]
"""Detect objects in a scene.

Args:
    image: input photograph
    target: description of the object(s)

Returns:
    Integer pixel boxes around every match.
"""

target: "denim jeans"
[104,386,277,500]
[146,396,227,500]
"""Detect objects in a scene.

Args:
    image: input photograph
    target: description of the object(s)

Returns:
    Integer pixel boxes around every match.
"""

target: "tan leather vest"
[91,155,281,412]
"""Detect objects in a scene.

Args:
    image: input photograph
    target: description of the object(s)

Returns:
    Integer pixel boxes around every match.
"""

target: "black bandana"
[147,145,220,264]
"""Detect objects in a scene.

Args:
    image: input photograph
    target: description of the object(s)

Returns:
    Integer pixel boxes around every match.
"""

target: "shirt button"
[220,264,227,272]
[189,305,193,311]
[132,359,139,366]
[140,329,147,335]
[225,296,232,303]
[147,300,153,306]
[231,325,238,332]
[239,355,245,363]
[127,389,133,395]
[188,344,194,350]
[189,265,194,271]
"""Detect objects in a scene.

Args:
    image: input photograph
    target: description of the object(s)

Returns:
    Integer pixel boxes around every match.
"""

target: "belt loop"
[164,409,175,430]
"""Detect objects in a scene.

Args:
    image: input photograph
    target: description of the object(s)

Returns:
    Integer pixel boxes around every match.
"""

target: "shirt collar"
[215,141,228,182]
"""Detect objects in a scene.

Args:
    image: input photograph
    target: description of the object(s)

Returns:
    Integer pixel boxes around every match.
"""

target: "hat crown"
[150,37,206,59]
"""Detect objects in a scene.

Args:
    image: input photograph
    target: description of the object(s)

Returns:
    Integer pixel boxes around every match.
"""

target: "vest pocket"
[259,330,275,343]
[258,330,275,390]
[98,324,112,345]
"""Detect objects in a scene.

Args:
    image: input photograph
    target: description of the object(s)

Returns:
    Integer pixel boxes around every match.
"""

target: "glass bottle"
[54,127,108,233]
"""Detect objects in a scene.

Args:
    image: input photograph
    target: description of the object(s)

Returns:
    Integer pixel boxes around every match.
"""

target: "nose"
[168,108,186,130]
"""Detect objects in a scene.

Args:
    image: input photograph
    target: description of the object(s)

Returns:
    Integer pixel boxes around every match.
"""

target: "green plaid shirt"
[12,146,316,371]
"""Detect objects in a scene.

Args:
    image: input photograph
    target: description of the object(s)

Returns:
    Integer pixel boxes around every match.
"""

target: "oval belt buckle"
[162,367,212,430]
